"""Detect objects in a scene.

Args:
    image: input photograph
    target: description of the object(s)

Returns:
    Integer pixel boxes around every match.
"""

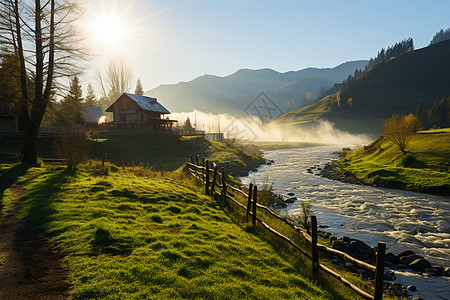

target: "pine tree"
[135,78,144,95]
[429,97,450,127]
[85,83,97,107]
[415,100,428,128]
[59,76,84,126]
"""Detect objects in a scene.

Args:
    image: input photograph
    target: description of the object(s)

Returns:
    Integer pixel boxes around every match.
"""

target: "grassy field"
[330,130,450,195]
[0,162,369,299]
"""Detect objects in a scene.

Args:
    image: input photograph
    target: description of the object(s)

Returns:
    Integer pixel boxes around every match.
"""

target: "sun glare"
[90,13,129,50]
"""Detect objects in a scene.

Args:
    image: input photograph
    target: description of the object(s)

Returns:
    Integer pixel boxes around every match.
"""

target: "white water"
[240,145,450,300]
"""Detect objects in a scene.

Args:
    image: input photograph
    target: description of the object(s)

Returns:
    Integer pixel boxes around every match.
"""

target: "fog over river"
[240,145,450,300]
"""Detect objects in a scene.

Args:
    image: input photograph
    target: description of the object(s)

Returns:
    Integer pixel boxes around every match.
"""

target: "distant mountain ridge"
[276,40,450,133]
[145,60,368,114]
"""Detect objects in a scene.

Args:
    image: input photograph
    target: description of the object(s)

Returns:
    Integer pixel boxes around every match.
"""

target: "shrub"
[54,132,90,169]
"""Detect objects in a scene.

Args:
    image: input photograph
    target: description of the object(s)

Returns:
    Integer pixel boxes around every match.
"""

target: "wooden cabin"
[106,93,176,130]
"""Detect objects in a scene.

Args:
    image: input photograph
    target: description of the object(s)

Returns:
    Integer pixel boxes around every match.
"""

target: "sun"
[89,13,129,50]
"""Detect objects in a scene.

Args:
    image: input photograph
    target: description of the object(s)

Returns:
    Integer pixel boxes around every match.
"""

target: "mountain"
[144,61,368,114]
[276,40,450,133]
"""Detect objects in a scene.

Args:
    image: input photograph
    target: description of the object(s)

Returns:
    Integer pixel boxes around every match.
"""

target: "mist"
[171,110,372,145]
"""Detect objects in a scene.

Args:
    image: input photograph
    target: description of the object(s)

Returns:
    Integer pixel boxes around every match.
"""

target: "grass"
[331,130,450,194]
[274,93,338,126]
[0,162,369,299]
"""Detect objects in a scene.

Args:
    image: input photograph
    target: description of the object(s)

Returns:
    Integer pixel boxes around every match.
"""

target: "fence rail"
[187,159,387,300]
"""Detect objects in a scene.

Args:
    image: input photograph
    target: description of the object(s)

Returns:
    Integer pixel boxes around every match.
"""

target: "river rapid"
[239,145,450,300]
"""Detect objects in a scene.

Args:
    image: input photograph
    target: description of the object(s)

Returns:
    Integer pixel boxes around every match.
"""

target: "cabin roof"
[84,106,105,123]
[106,93,171,114]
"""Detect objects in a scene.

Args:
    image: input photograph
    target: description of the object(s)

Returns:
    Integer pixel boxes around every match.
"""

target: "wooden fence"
[186,158,386,300]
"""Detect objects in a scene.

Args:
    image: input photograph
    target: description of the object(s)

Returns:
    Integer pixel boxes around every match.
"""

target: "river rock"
[287,192,295,196]
[423,267,439,276]
[399,254,422,265]
[349,240,366,252]
[266,162,272,165]
[398,250,415,258]
[284,197,297,203]
[273,202,287,208]
[306,169,312,173]
[444,267,450,277]
[385,252,400,264]
[407,285,417,291]
[409,258,431,271]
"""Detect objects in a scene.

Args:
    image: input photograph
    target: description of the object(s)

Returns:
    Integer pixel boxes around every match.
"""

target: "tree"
[429,97,450,127]
[98,58,134,110]
[134,77,144,95]
[184,117,193,130]
[415,100,428,127]
[85,83,97,107]
[58,76,84,126]
[0,0,86,163]
[429,28,450,45]
[382,114,421,153]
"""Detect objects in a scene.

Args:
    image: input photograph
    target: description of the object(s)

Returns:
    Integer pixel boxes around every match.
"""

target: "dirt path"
[0,184,71,299]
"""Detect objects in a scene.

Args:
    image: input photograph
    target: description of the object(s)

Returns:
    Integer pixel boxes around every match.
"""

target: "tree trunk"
[21,122,39,164]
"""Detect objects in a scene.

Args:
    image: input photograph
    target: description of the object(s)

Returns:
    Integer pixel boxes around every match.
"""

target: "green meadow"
[0,162,367,299]
[332,130,450,195]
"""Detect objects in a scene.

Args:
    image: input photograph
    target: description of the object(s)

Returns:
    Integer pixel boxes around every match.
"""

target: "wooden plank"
[252,185,257,226]
[316,244,376,272]
[319,264,374,300]
[246,183,253,222]
[205,160,210,195]
[227,184,249,198]
[374,242,386,300]
[221,168,226,201]
[211,165,218,196]
[311,215,319,272]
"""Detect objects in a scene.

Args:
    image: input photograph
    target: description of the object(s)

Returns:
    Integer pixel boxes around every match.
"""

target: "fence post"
[311,215,319,272]
[202,158,205,167]
[374,242,386,300]
[246,183,253,222]
[121,158,125,169]
[158,159,164,177]
[211,165,218,196]
[205,160,210,195]
[221,168,226,201]
[252,185,257,226]
[195,155,199,165]
[190,155,194,163]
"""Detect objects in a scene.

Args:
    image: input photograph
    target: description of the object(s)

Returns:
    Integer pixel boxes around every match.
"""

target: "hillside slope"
[145,61,367,114]
[0,164,360,299]
[322,131,450,195]
[276,40,450,133]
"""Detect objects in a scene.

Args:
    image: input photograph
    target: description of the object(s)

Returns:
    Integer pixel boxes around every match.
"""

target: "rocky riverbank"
[317,232,450,299]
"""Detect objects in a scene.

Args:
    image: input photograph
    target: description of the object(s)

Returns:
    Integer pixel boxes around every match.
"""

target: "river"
[239,145,450,300]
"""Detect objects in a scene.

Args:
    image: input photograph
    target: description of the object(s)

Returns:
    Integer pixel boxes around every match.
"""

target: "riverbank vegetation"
[0,161,369,299]
[324,129,450,195]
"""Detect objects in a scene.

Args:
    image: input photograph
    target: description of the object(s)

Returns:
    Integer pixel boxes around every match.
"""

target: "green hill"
[323,130,450,195]
[276,40,450,133]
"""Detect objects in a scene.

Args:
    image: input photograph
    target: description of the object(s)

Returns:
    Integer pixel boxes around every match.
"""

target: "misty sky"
[84,0,450,91]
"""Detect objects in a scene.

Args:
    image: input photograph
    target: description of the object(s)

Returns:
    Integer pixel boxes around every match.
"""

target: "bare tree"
[97,58,133,109]
[0,0,87,163]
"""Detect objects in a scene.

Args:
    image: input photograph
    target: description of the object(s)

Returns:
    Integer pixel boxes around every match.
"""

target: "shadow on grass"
[213,194,350,300]
[21,168,73,228]
[0,164,32,211]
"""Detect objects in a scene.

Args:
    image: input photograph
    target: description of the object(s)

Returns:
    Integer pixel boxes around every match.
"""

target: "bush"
[54,132,90,169]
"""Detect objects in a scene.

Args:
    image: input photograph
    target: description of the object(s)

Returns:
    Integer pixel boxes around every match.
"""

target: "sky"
[81,0,450,92]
